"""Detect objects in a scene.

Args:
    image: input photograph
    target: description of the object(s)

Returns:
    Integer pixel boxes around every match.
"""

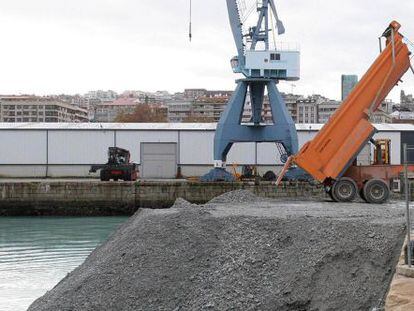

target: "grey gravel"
[207,189,259,204]
[171,197,198,209]
[28,194,406,311]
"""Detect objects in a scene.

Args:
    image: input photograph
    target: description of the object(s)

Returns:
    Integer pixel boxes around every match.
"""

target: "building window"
[270,53,281,61]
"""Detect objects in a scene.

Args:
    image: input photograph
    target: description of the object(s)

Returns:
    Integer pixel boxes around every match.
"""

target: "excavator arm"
[278,21,411,185]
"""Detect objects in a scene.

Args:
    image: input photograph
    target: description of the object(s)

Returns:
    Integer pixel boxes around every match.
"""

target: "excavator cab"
[107,147,130,165]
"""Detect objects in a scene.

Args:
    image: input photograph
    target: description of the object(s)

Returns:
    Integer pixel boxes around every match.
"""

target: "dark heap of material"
[29,192,405,311]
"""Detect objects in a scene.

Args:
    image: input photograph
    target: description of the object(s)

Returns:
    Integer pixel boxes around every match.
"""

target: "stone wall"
[0,181,137,216]
[0,180,407,216]
[0,180,328,216]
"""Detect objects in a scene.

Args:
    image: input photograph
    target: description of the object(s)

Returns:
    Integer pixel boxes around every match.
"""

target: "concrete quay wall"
[0,180,328,216]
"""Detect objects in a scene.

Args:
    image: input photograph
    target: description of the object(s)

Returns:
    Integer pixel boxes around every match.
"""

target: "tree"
[115,104,167,123]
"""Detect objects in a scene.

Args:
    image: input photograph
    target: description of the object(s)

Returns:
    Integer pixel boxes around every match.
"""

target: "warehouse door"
[141,143,177,179]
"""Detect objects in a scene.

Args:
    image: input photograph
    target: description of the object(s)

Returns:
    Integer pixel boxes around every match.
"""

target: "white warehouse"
[0,123,413,179]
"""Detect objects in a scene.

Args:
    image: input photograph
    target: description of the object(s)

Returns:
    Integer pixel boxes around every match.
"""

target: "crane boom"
[226,0,245,70]
[278,21,411,185]
[268,0,285,35]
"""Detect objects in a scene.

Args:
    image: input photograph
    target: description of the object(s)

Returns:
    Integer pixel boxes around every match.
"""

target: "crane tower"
[202,0,301,181]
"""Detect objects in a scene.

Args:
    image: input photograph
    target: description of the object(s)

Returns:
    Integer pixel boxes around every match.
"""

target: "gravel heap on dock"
[172,190,259,209]
[29,191,406,311]
[171,197,198,209]
[207,189,259,204]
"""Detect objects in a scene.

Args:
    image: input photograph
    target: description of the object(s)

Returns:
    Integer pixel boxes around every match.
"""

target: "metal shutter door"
[141,143,177,178]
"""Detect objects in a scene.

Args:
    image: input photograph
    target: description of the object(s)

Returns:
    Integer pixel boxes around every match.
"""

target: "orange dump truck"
[278,21,414,204]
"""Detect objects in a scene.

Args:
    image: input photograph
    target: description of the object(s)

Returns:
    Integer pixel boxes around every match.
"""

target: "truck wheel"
[100,172,109,181]
[363,179,390,204]
[263,171,277,181]
[331,178,358,202]
[125,173,132,181]
[327,187,337,202]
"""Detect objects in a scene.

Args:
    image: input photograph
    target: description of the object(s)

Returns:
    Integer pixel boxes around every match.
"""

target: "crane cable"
[269,7,277,50]
[189,0,192,42]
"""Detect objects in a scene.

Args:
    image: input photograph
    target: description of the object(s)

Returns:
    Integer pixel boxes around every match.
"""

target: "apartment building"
[0,96,88,123]
[85,90,117,101]
[192,100,226,122]
[168,89,348,125]
[183,89,233,100]
[167,101,193,122]
[400,90,414,111]
[371,110,393,123]
[169,90,234,123]
[318,100,340,123]
[296,98,319,123]
[283,93,303,123]
[93,98,139,122]
[184,89,208,99]
[168,92,327,124]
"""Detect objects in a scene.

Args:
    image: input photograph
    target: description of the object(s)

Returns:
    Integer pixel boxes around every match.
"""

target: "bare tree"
[116,104,167,123]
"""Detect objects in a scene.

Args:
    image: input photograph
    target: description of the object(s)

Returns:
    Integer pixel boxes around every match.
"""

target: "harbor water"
[0,217,127,311]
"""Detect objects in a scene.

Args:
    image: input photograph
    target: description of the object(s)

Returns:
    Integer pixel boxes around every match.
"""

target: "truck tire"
[263,171,277,181]
[100,171,109,182]
[331,177,358,202]
[363,179,390,204]
[124,173,132,181]
[327,187,337,202]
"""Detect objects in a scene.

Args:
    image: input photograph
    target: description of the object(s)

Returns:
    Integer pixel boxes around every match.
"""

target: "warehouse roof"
[0,123,217,131]
[0,123,412,132]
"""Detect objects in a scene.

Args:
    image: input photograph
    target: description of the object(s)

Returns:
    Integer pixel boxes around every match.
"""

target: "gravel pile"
[171,198,198,209]
[207,189,259,204]
[29,199,406,311]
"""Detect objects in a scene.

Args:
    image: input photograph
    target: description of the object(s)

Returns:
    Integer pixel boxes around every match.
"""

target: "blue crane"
[198,0,301,181]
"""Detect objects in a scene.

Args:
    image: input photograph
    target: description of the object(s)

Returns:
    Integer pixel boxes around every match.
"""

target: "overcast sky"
[0,0,414,101]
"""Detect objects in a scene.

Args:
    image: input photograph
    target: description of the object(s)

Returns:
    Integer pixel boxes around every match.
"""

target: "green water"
[0,217,127,311]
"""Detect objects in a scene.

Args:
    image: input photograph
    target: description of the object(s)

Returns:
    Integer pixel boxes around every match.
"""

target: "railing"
[272,42,300,52]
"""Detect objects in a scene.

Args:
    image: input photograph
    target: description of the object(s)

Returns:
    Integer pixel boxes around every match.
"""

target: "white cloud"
[0,0,413,101]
